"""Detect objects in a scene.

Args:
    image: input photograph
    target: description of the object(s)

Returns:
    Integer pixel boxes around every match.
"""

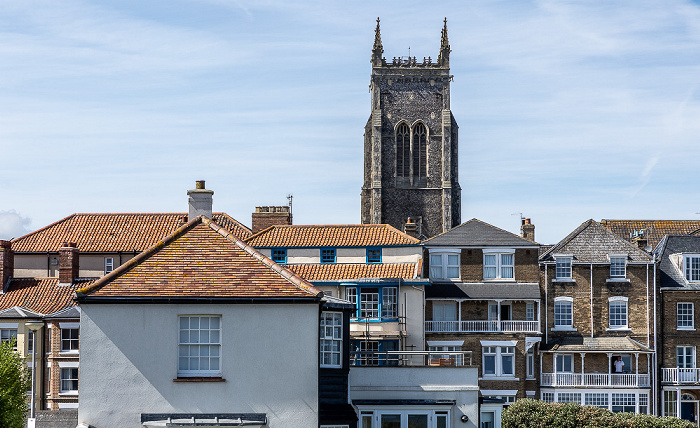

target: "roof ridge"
[75,216,202,296]
[201,218,321,297]
[540,219,594,260]
[11,213,77,243]
[594,221,654,260]
[423,219,478,243]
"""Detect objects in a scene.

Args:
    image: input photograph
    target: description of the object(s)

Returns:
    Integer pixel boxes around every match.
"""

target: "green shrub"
[501,399,695,428]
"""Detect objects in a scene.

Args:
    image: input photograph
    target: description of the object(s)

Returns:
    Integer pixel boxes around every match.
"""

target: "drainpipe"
[590,263,594,338]
[544,264,548,344]
[646,264,650,347]
[653,262,658,415]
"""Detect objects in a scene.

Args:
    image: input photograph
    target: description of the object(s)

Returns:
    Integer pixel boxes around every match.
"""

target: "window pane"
[381,414,401,428]
[408,414,428,428]
[484,355,495,375]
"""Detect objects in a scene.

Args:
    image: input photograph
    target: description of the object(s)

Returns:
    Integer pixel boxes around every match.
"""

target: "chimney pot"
[196,180,206,190]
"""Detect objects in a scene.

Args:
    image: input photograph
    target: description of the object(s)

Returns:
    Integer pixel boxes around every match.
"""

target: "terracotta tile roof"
[11,213,251,253]
[600,219,700,249]
[0,278,89,314]
[77,217,321,300]
[287,262,422,281]
[245,224,420,248]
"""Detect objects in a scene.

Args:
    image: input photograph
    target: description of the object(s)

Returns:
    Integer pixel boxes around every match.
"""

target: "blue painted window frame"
[366,247,382,264]
[271,249,287,264]
[321,248,336,264]
[351,339,399,366]
[345,285,398,321]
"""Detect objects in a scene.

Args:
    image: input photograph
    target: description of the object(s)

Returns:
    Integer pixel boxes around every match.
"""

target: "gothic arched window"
[396,123,410,178]
[412,122,427,178]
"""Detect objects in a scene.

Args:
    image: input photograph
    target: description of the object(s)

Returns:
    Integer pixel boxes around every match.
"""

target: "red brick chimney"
[404,218,418,238]
[521,218,535,242]
[0,240,13,289]
[252,206,292,234]
[58,242,79,284]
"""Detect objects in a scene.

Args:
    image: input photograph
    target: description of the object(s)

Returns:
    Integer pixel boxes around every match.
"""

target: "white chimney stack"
[188,180,214,220]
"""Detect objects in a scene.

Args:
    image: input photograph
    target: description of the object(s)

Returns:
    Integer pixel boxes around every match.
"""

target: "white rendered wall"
[382,247,422,264]
[401,286,425,351]
[78,303,319,428]
[286,249,319,264]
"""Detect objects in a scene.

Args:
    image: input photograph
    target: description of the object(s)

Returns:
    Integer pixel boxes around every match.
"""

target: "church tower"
[361,18,461,239]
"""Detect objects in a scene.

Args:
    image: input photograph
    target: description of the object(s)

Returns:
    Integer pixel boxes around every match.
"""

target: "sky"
[1,0,700,244]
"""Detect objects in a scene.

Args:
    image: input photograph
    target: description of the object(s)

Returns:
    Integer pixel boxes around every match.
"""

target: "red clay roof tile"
[78,217,320,299]
[600,219,700,249]
[245,224,420,248]
[11,213,251,253]
[287,262,421,281]
[0,278,90,314]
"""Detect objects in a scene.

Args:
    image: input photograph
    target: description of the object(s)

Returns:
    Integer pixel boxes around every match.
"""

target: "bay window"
[685,255,700,282]
[429,250,460,280]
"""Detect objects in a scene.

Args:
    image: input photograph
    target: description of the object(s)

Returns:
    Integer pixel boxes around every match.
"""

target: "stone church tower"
[361,18,461,239]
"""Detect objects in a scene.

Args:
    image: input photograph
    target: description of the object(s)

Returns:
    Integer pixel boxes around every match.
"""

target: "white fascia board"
[481,389,518,396]
[427,340,465,347]
[480,340,518,347]
[58,361,79,368]
[59,322,80,329]
[0,323,19,328]
[428,248,462,254]
[482,248,515,254]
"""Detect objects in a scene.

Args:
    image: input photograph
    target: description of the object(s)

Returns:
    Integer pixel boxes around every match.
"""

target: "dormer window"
[483,249,515,280]
[685,255,700,282]
[554,255,572,280]
[609,255,627,279]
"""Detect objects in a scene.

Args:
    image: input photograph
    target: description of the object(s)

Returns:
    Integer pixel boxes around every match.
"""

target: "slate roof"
[76,216,321,300]
[0,278,87,314]
[422,219,537,247]
[0,306,43,319]
[245,224,420,248]
[540,220,653,264]
[600,219,700,250]
[541,336,653,353]
[287,262,422,282]
[44,306,81,319]
[655,235,700,290]
[11,213,251,253]
[425,282,540,300]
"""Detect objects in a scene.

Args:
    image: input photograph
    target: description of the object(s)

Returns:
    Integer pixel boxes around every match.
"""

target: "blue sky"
[1,0,700,244]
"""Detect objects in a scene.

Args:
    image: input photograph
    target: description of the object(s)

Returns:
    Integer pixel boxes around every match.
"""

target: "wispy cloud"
[0,210,32,241]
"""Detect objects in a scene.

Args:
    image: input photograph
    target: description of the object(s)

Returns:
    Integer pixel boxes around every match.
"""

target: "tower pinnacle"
[371,17,384,66]
[438,17,450,66]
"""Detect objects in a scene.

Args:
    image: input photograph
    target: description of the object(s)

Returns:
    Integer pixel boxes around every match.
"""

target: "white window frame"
[555,354,574,373]
[178,315,221,377]
[677,345,695,369]
[483,249,515,280]
[0,328,18,349]
[608,255,627,278]
[685,254,700,282]
[432,301,457,322]
[526,302,535,321]
[677,302,695,330]
[60,327,79,353]
[481,341,517,378]
[554,255,572,280]
[320,312,342,368]
[429,249,460,281]
[608,296,629,330]
[355,408,451,428]
[526,347,535,379]
[104,257,114,274]
[553,297,574,330]
[59,366,79,395]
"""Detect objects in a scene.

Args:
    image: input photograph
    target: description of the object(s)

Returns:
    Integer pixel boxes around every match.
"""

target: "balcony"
[662,368,700,384]
[541,372,650,388]
[425,320,539,333]
[351,350,473,367]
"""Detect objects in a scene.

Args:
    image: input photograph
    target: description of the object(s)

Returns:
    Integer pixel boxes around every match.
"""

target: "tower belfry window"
[396,123,410,178]
[412,122,427,178]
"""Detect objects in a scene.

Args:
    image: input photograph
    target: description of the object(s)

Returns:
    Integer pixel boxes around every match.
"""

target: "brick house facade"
[539,219,655,414]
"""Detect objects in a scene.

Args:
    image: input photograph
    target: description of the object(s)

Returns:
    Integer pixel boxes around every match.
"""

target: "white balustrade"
[662,368,700,383]
[541,372,650,387]
[425,320,539,333]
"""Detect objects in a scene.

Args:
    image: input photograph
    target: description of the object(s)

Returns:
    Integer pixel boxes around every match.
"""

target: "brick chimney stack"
[0,240,14,289]
[252,206,292,234]
[404,218,418,239]
[521,218,535,242]
[58,242,79,284]
[188,180,214,220]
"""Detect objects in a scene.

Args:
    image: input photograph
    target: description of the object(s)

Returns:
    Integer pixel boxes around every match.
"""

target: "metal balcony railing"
[351,351,472,367]
[541,372,650,387]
